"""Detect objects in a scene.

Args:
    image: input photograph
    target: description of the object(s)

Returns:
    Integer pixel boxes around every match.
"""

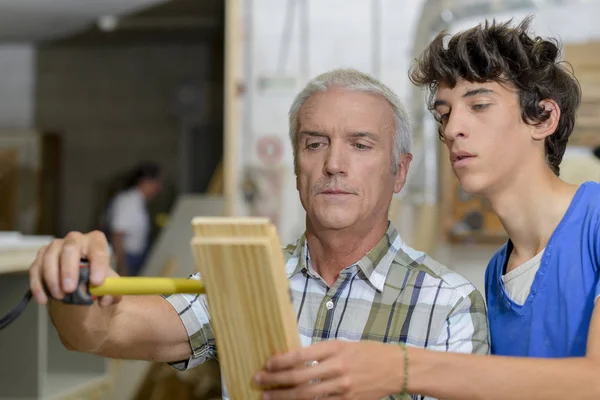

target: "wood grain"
[564,41,600,148]
[190,218,301,399]
[223,0,242,217]
[191,217,272,237]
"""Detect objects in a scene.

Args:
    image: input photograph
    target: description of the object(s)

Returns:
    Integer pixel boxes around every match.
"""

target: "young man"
[28,68,488,400]
[255,17,600,400]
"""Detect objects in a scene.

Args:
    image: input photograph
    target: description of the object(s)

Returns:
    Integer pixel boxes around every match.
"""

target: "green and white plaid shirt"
[165,222,489,400]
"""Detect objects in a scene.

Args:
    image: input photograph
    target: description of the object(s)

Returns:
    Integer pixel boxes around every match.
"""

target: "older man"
[29,68,488,400]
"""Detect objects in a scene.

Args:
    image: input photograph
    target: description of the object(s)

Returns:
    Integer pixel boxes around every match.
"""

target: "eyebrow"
[299,131,327,138]
[350,132,378,141]
[433,87,496,108]
[299,131,379,140]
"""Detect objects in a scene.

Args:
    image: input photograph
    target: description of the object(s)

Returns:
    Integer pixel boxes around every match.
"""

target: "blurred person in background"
[106,161,163,276]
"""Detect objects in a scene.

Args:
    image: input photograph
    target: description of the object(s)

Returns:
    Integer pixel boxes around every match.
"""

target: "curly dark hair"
[409,16,581,175]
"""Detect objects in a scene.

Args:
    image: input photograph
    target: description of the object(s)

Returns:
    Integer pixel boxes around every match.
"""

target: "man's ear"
[531,99,561,141]
[393,153,413,193]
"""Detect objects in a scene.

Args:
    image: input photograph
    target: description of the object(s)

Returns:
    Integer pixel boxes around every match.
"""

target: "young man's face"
[434,79,540,196]
[295,88,410,231]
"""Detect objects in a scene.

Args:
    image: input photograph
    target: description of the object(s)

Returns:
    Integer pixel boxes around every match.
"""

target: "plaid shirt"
[165,222,489,399]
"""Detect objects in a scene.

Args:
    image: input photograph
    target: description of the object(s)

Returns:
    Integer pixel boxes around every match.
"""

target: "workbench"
[0,232,112,400]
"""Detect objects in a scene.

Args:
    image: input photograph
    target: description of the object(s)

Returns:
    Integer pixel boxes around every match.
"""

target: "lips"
[454,155,474,161]
[321,190,351,195]
[450,150,476,164]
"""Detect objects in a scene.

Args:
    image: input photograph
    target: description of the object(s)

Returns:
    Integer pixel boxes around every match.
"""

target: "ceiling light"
[97,15,118,32]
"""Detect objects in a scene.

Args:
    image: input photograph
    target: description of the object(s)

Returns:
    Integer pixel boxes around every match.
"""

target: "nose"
[323,140,347,176]
[443,110,468,142]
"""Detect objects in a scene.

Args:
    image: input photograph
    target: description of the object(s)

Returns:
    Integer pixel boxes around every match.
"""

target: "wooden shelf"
[0,236,111,400]
[0,232,53,273]
[0,248,43,274]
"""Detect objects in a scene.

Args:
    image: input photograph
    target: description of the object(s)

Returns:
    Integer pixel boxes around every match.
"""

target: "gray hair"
[288,68,412,174]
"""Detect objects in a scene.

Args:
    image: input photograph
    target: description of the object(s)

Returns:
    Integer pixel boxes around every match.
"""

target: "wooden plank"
[207,159,224,195]
[190,219,301,399]
[223,0,242,217]
[191,216,272,237]
[570,71,600,84]
[0,149,18,231]
[0,248,43,274]
[36,132,62,235]
[0,235,53,274]
[564,41,600,148]
[563,41,600,64]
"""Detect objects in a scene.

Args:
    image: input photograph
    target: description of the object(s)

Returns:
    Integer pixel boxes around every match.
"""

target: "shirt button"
[326,300,334,310]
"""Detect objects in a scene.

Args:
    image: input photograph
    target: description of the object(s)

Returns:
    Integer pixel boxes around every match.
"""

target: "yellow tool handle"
[89,277,206,296]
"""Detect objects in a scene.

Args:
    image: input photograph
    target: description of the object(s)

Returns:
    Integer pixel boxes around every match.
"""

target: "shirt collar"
[286,222,402,292]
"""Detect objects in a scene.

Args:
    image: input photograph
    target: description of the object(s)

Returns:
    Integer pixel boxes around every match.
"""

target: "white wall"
[0,44,35,129]
[237,0,600,245]
[448,3,600,44]
[0,45,36,234]
[236,0,425,245]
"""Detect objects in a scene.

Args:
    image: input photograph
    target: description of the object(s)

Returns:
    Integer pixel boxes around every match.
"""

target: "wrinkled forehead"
[298,93,396,141]
[298,89,396,127]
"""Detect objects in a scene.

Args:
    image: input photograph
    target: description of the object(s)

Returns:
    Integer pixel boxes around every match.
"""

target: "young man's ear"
[531,99,561,141]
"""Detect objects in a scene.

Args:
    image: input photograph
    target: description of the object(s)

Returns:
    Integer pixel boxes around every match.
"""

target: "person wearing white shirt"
[106,162,162,276]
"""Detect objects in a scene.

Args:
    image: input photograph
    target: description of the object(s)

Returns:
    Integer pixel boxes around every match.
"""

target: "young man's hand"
[255,340,406,399]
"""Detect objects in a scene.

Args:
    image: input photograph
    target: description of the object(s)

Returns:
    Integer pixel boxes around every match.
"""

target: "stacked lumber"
[190,217,301,399]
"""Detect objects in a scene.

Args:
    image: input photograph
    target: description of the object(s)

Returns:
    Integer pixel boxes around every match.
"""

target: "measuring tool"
[0,259,205,330]
[2,217,301,399]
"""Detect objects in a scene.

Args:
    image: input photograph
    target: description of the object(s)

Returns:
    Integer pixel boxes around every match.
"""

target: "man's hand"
[27,230,193,362]
[255,340,406,400]
[29,230,120,307]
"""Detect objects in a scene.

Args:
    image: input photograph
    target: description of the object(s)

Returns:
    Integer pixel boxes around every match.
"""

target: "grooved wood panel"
[192,217,272,237]
[190,218,301,399]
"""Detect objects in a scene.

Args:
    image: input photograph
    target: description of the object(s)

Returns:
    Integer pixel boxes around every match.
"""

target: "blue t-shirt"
[485,181,600,357]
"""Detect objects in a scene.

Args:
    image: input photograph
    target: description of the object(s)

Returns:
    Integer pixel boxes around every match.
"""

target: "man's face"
[434,79,539,196]
[295,88,410,231]
[141,178,162,200]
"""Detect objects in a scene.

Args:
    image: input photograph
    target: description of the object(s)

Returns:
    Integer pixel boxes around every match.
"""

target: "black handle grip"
[43,259,95,305]
[63,259,95,305]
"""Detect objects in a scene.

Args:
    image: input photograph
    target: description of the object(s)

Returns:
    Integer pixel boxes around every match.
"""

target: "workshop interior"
[1,0,600,399]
